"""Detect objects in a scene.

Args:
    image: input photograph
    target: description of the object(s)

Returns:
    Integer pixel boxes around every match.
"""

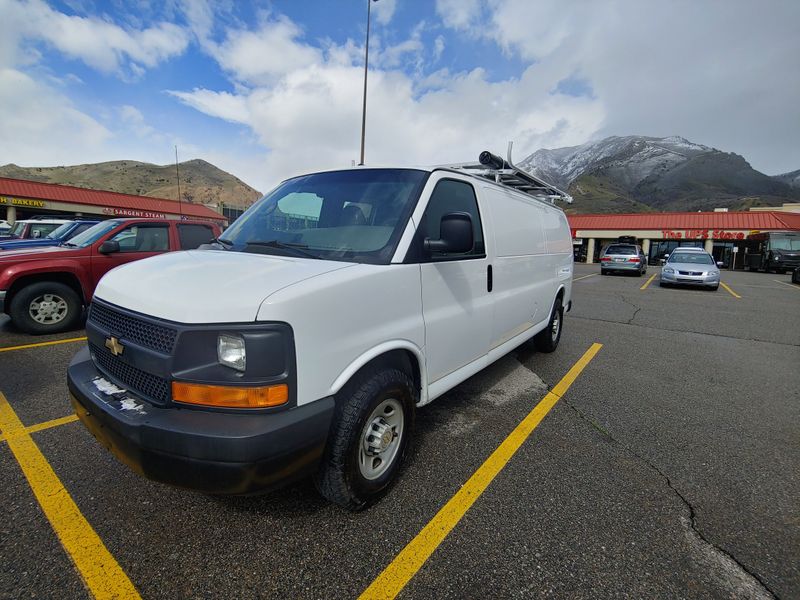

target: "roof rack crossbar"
[440,144,573,204]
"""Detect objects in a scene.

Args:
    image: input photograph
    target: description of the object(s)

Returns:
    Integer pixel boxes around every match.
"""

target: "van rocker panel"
[67,347,334,494]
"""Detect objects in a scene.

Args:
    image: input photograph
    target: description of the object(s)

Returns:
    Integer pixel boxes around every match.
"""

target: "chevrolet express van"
[68,156,573,510]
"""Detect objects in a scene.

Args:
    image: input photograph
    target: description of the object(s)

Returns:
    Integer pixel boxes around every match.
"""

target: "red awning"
[0,177,227,222]
[567,211,800,232]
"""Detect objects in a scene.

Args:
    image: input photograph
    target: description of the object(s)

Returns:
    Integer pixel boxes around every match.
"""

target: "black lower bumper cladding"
[68,347,334,495]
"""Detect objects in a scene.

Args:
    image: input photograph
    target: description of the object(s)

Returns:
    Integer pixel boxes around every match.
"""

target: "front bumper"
[660,270,719,287]
[68,347,334,495]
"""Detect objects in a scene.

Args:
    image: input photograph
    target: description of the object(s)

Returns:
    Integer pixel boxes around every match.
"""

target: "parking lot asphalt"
[1,264,798,599]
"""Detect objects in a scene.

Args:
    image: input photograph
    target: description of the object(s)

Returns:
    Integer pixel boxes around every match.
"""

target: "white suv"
[68,159,573,509]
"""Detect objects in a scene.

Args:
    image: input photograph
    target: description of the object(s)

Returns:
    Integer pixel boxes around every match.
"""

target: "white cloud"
[167,89,250,124]
[211,16,322,85]
[373,0,397,26]
[0,0,189,75]
[467,0,800,174]
[0,68,111,165]
[434,0,481,30]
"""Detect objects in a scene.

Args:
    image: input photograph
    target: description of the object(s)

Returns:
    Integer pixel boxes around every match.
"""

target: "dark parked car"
[600,243,647,276]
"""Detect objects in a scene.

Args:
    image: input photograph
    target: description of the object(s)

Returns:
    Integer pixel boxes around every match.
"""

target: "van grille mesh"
[89,302,177,354]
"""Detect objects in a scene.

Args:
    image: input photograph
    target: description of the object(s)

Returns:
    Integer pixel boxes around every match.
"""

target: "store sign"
[102,207,166,218]
[661,229,745,240]
[0,196,46,208]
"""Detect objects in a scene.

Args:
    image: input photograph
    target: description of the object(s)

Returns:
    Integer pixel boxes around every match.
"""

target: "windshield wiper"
[244,240,320,259]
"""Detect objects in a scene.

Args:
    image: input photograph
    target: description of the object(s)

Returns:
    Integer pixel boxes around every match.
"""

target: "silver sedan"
[660,250,722,290]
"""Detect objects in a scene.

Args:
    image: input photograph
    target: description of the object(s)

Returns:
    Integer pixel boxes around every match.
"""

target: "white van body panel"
[95,250,355,323]
[256,263,425,406]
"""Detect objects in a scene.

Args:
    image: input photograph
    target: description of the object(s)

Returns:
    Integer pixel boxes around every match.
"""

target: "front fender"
[330,340,429,406]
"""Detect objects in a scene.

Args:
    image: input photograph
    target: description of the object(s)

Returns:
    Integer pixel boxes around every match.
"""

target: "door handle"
[487,264,493,293]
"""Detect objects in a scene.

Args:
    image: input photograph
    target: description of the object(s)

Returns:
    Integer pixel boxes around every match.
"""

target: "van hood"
[94,249,356,323]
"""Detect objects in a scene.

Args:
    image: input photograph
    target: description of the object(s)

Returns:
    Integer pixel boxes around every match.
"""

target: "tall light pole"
[359,0,378,166]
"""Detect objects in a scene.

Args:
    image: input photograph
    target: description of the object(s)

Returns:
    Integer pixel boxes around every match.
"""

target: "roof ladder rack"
[443,142,573,204]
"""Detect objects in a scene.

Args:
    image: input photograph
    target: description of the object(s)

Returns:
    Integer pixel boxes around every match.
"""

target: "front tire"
[314,366,416,510]
[534,299,563,353]
[9,282,82,334]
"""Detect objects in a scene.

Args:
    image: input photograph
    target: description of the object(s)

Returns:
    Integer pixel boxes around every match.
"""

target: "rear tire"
[9,282,82,334]
[314,366,416,510]
[534,299,563,353]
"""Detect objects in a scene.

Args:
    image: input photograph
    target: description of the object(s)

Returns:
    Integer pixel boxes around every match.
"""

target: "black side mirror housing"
[98,240,120,254]
[424,212,474,254]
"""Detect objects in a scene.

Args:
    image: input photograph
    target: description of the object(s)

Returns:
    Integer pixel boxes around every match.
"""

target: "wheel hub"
[365,418,395,455]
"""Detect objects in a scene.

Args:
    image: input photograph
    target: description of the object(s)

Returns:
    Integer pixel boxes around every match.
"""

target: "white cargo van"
[68,152,574,509]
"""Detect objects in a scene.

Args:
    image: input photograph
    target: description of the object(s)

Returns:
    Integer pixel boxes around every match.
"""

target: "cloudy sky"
[1,0,798,193]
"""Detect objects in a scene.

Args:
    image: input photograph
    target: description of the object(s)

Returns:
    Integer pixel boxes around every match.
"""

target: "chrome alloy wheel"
[359,398,404,480]
[551,309,561,341]
[28,293,69,325]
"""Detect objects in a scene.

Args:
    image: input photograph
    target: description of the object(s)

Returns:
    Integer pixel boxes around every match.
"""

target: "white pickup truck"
[68,153,573,510]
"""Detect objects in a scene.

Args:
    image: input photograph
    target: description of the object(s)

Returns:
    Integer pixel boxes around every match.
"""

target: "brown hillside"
[0,159,262,211]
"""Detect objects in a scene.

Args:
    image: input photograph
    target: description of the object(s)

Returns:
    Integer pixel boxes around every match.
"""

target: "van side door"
[414,176,492,385]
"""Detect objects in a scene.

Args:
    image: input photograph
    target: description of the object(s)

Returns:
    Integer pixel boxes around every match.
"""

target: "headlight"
[708,271,720,277]
[218,334,246,372]
[663,267,674,274]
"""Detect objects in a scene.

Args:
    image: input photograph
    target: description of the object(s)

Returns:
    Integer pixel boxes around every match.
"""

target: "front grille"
[89,302,177,354]
[678,270,703,276]
[90,343,170,404]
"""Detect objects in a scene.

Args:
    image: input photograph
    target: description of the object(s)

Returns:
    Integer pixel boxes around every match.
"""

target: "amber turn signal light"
[172,382,288,408]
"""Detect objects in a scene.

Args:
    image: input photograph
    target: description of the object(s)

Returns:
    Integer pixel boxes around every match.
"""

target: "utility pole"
[359,0,378,165]
[175,145,183,217]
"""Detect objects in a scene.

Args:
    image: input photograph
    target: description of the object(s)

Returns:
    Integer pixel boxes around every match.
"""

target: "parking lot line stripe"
[359,343,603,600]
[774,279,800,290]
[0,336,87,353]
[640,273,657,290]
[573,273,597,282]
[0,414,80,443]
[0,393,141,600]
[720,282,742,299]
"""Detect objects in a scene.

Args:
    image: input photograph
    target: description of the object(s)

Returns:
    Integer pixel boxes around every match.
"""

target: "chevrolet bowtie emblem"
[105,336,124,356]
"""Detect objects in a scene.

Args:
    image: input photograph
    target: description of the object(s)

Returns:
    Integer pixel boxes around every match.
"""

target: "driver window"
[110,225,169,252]
[422,179,484,260]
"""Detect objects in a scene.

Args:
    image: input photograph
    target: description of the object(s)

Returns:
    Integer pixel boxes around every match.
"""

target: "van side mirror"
[717,261,724,267]
[424,212,473,254]
[98,240,120,254]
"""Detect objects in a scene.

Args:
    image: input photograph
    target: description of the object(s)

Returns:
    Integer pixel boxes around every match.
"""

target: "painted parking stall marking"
[573,273,597,282]
[359,343,603,600]
[0,336,87,353]
[640,272,657,290]
[720,282,742,298]
[0,392,140,600]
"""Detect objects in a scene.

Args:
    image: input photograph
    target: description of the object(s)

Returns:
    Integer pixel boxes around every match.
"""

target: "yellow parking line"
[774,279,800,290]
[0,336,87,353]
[640,273,657,290]
[720,282,742,299]
[359,343,603,600]
[0,393,140,600]
[0,414,79,443]
[573,273,597,282]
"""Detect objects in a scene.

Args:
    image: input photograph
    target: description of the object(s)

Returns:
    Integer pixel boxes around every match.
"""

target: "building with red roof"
[567,210,800,267]
[0,177,227,225]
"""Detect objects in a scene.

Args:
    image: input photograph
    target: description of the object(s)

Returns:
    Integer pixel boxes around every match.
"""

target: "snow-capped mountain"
[519,135,711,189]
[517,135,799,213]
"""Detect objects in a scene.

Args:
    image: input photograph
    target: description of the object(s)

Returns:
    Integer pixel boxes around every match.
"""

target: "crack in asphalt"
[570,315,800,348]
[562,399,779,600]
[617,294,642,325]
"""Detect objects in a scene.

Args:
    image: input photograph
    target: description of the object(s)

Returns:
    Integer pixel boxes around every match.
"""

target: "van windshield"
[219,169,429,264]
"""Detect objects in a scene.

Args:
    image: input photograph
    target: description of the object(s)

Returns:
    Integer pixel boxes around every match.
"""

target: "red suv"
[0,218,222,334]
